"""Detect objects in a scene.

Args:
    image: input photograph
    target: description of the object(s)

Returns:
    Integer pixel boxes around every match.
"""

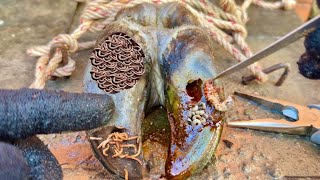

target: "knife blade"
[213,15,320,80]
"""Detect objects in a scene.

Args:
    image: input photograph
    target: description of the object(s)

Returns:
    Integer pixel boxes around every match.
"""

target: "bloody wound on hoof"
[90,32,145,94]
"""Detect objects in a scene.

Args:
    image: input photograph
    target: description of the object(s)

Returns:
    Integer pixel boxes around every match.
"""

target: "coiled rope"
[27,0,296,89]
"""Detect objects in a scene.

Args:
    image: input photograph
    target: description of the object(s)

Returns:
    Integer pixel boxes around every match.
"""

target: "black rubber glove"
[0,88,115,180]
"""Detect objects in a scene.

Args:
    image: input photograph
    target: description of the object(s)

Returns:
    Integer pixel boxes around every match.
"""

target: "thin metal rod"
[241,63,290,86]
[213,15,320,80]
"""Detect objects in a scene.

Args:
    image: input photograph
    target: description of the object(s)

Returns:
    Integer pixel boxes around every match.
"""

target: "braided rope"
[253,0,296,10]
[27,0,296,89]
[28,21,92,88]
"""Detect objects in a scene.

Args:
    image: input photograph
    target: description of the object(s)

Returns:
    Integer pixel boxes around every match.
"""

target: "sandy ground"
[0,0,319,179]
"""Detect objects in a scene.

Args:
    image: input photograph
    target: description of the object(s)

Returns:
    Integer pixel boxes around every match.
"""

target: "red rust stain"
[166,84,223,178]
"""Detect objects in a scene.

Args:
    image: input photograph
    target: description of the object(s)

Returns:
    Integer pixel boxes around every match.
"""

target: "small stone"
[192,112,195,116]
[252,154,261,161]
[195,111,200,115]
[242,163,251,173]
[222,139,234,148]
[219,155,229,163]
[244,109,252,116]
[0,19,4,26]
[204,114,209,119]
[266,166,281,178]
[237,148,245,156]
[223,167,231,178]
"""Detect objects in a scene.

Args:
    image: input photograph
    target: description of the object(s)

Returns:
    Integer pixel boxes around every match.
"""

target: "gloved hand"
[0,88,114,180]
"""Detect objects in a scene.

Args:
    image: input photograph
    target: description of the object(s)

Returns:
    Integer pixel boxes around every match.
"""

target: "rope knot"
[220,0,238,14]
[282,0,296,10]
[53,34,79,53]
[249,63,269,83]
[237,7,249,24]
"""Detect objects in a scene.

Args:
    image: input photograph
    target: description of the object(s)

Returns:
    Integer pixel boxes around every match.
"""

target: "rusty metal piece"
[90,32,145,94]
[241,63,290,86]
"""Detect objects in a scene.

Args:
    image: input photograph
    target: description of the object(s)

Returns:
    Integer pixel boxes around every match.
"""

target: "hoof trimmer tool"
[228,92,320,145]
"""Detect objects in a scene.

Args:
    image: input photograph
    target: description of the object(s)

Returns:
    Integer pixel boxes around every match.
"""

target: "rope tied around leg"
[27,0,296,89]
[27,20,92,89]
[27,34,79,88]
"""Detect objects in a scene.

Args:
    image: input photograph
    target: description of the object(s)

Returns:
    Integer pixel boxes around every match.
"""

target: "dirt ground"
[0,0,319,179]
